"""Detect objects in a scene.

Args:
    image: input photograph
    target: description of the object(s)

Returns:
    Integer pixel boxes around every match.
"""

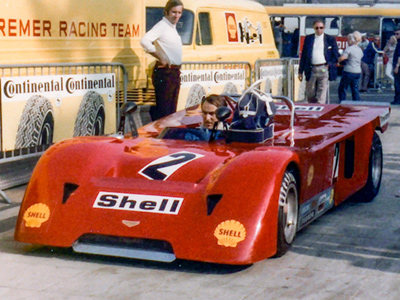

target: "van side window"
[196,12,212,45]
[146,7,194,45]
[341,17,379,36]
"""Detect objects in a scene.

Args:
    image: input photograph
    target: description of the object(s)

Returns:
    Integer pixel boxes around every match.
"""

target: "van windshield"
[146,7,194,45]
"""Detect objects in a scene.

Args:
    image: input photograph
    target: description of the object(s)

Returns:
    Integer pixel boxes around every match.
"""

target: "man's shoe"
[359,89,366,93]
[390,101,400,105]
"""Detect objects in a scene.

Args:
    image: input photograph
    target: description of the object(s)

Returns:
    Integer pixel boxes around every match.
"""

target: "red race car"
[14,81,390,265]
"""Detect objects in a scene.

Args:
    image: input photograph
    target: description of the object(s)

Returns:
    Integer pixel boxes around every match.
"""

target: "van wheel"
[355,132,383,202]
[15,95,54,149]
[275,169,298,257]
[185,84,206,108]
[222,82,238,94]
[74,91,105,137]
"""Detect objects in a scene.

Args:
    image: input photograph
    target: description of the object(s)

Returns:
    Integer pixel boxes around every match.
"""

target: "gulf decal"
[139,151,204,181]
[94,192,183,215]
[214,220,246,247]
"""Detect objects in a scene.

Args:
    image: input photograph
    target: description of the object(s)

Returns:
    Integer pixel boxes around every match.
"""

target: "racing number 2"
[139,151,204,180]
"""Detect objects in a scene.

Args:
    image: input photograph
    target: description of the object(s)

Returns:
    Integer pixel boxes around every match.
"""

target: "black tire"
[356,132,383,202]
[15,95,54,149]
[73,91,105,137]
[275,169,299,257]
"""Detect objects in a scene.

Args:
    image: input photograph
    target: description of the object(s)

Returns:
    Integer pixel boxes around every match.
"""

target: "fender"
[205,147,301,262]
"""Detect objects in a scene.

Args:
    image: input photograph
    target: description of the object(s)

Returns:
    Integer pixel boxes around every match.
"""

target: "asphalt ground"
[0,81,399,299]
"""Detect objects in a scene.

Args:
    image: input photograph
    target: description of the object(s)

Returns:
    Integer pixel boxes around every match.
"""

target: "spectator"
[360,35,384,92]
[391,28,400,105]
[273,19,285,57]
[338,31,364,101]
[140,0,183,120]
[359,34,369,51]
[384,35,397,90]
[298,19,339,103]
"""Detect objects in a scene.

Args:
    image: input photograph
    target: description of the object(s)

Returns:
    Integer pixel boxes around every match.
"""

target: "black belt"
[312,63,327,67]
[155,62,181,69]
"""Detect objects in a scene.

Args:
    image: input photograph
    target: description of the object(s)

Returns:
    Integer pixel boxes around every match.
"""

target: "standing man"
[140,0,183,120]
[298,19,339,103]
[391,28,400,105]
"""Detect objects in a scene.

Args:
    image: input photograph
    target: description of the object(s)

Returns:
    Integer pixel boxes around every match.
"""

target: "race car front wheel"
[275,169,298,257]
[357,132,383,202]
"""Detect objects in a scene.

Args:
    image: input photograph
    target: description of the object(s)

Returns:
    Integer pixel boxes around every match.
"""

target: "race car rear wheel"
[357,132,382,202]
[275,169,298,257]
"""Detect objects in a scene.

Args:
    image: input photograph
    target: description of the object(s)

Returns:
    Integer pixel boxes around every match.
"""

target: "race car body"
[14,86,390,265]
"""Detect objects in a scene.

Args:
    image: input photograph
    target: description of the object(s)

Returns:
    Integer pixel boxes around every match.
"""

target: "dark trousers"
[394,71,400,103]
[338,71,361,101]
[151,66,181,121]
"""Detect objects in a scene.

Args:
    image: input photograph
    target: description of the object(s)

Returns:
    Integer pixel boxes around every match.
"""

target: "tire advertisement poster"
[0,73,116,152]
[177,69,246,111]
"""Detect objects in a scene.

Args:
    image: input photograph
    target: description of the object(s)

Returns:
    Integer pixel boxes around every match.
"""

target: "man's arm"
[298,35,309,81]
[330,35,340,63]
[394,56,400,75]
[140,21,169,67]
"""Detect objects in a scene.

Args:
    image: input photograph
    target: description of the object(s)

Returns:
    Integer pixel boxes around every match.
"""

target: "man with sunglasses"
[298,19,339,103]
[391,28,400,105]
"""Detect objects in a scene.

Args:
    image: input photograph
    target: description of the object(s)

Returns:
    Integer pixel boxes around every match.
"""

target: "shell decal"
[214,220,246,247]
[23,203,50,228]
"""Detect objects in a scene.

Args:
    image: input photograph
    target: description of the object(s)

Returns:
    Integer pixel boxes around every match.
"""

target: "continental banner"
[259,66,284,96]
[177,69,246,110]
[1,73,116,152]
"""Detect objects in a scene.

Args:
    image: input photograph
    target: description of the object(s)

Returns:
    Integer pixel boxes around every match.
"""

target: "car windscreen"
[159,127,225,141]
[146,7,194,45]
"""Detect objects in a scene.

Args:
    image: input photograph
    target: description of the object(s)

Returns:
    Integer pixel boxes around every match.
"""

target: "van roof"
[264,5,400,17]
[146,0,265,12]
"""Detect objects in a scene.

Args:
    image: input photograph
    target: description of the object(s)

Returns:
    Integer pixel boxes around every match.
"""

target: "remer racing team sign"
[0,74,116,151]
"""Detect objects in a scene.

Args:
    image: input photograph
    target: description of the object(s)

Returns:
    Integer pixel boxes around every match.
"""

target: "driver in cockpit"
[201,94,228,129]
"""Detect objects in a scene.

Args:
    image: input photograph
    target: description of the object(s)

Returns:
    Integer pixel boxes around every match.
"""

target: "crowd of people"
[297,18,400,105]
[142,0,400,125]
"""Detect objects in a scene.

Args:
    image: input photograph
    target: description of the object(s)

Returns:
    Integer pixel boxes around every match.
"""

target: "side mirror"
[121,102,138,116]
[216,106,231,123]
[209,106,231,142]
[119,102,138,137]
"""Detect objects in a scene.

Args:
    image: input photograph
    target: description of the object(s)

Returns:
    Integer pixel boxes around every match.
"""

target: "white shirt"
[140,17,183,65]
[312,33,326,65]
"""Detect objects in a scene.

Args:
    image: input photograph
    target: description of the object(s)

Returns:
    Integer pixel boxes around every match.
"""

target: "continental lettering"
[66,75,115,93]
[3,75,115,98]
[94,192,184,215]
[3,78,64,98]
[181,70,245,84]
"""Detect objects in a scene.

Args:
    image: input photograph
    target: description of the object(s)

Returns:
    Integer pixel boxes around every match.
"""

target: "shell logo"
[225,12,238,43]
[214,220,246,247]
[23,203,50,228]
